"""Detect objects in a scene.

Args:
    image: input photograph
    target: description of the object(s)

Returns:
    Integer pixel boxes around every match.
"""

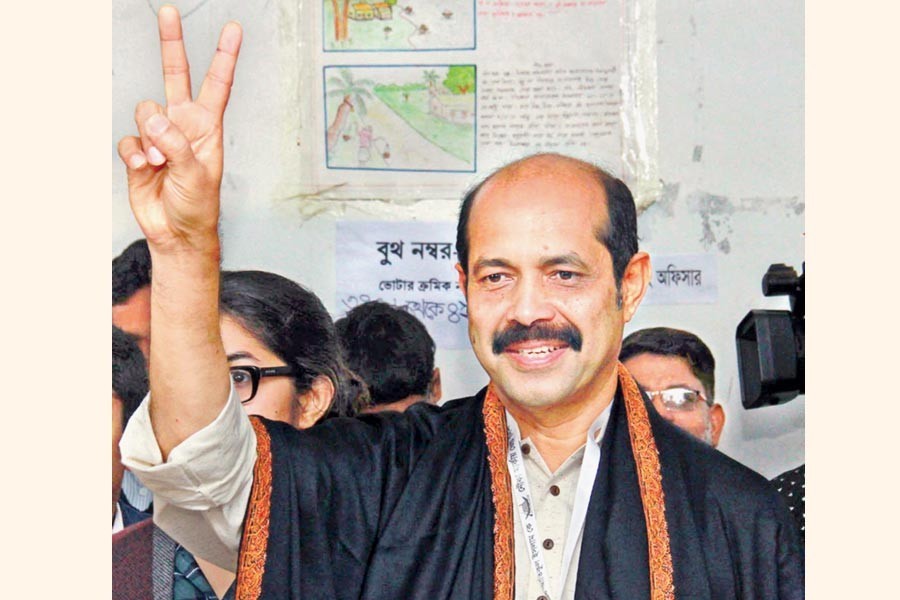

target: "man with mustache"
[120,8,803,599]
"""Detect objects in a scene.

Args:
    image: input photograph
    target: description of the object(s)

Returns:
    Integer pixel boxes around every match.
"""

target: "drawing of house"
[373,2,392,19]
[349,3,375,20]
[428,88,475,125]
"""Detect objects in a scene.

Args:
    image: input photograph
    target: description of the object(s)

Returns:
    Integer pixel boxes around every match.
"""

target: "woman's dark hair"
[219,270,366,421]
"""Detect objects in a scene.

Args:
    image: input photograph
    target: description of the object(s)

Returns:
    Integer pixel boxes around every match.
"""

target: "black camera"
[735,263,805,409]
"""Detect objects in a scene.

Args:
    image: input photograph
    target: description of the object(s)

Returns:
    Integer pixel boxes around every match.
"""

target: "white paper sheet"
[299,0,629,197]
[642,253,718,305]
[335,220,470,348]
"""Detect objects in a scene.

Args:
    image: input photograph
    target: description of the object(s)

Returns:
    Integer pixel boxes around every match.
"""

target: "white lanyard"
[506,407,609,600]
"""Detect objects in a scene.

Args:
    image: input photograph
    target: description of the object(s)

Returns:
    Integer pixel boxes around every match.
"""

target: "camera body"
[735,263,805,409]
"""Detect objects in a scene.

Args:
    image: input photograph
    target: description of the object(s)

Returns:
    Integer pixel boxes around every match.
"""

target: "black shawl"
[234,384,803,599]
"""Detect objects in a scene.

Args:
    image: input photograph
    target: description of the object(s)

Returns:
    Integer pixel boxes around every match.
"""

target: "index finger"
[196,21,242,119]
[158,5,192,106]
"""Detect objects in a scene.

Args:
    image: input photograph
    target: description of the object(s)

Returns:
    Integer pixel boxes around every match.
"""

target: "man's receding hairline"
[473,153,606,201]
[466,154,612,255]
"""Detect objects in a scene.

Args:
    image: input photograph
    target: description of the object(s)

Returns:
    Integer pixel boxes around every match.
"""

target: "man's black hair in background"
[112,325,149,427]
[112,239,151,305]
[335,301,436,406]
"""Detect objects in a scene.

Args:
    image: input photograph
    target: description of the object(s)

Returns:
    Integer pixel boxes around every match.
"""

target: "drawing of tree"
[442,66,475,95]
[326,69,375,154]
[423,70,440,91]
[327,68,375,117]
[330,0,351,42]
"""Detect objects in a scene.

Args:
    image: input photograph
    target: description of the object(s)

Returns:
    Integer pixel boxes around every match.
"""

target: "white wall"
[113,0,803,478]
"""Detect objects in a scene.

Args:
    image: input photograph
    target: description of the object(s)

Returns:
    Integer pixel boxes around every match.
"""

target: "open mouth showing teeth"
[515,346,562,356]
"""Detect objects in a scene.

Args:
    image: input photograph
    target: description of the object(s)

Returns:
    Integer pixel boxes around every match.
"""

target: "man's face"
[458,158,646,413]
[622,352,724,446]
[112,286,151,357]
[112,394,125,515]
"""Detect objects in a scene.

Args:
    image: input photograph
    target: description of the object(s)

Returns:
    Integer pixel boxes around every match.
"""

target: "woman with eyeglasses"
[168,269,368,599]
[220,269,367,428]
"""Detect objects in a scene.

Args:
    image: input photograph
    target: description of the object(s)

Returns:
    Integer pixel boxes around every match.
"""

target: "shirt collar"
[506,395,615,448]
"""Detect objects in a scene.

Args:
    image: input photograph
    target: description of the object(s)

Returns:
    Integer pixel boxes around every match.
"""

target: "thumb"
[142,113,199,175]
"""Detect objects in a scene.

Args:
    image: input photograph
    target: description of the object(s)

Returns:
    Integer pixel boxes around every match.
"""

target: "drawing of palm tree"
[423,69,440,92]
[326,69,375,154]
[328,68,375,117]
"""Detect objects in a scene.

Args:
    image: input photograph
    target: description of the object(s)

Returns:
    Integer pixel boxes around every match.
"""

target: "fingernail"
[146,114,169,136]
[129,154,147,169]
[147,146,166,165]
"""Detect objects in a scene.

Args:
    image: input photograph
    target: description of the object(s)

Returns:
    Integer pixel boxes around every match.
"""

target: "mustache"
[492,322,583,355]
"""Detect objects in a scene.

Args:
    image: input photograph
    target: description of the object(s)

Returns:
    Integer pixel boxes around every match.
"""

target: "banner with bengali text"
[335,220,470,348]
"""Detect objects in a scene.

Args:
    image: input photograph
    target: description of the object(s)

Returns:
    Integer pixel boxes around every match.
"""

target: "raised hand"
[117,6,242,253]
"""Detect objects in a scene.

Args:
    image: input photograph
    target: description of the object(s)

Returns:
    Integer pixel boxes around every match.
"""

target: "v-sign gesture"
[117,6,242,253]
[116,6,243,456]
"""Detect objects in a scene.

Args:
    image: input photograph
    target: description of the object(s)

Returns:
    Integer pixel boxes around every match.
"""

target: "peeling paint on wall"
[653,182,680,217]
[690,191,804,254]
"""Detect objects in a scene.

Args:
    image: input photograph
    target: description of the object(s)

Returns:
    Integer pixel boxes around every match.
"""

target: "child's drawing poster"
[324,65,476,172]
[296,0,637,198]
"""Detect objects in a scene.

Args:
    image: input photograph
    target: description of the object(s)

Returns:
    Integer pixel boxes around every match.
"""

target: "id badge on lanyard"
[505,410,607,600]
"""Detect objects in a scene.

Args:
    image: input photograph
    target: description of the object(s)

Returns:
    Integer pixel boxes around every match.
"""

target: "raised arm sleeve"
[120,383,256,570]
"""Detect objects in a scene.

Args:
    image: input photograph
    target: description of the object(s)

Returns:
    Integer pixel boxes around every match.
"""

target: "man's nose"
[506,275,555,327]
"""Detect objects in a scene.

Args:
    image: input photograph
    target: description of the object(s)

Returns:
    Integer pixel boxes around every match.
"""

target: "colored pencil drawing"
[324,0,475,51]
[324,65,476,172]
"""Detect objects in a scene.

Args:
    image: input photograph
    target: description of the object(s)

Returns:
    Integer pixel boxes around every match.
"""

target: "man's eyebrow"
[227,351,257,362]
[472,257,514,272]
[540,253,590,270]
[661,383,701,392]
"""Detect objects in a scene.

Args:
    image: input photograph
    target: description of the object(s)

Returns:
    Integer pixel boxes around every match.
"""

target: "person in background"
[113,239,156,514]
[220,269,366,427]
[620,326,726,447]
[112,239,152,357]
[116,269,367,599]
[335,300,441,413]
[772,464,805,550]
[112,325,150,532]
[189,269,367,597]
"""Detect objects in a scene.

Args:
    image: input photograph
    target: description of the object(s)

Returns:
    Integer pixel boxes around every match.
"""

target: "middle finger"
[158,5,193,106]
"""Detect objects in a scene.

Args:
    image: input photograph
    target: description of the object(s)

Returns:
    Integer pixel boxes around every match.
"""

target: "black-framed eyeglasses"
[229,365,296,403]
[645,387,712,411]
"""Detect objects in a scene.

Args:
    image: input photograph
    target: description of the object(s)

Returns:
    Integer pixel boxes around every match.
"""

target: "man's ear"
[619,251,651,322]
[455,263,468,300]
[296,375,335,429]
[428,367,442,404]
[709,404,726,448]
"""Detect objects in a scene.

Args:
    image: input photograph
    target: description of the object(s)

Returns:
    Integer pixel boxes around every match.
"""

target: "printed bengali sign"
[642,253,718,305]
[335,220,470,349]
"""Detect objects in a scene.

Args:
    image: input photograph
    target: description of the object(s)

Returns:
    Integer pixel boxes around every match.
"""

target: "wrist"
[147,231,221,262]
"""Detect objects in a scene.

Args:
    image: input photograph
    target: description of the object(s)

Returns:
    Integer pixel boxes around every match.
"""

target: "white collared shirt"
[509,408,610,600]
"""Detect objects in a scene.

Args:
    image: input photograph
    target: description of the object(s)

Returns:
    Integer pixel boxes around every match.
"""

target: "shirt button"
[537,596,549,600]
[549,485,560,496]
[542,538,554,550]
[521,443,531,455]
